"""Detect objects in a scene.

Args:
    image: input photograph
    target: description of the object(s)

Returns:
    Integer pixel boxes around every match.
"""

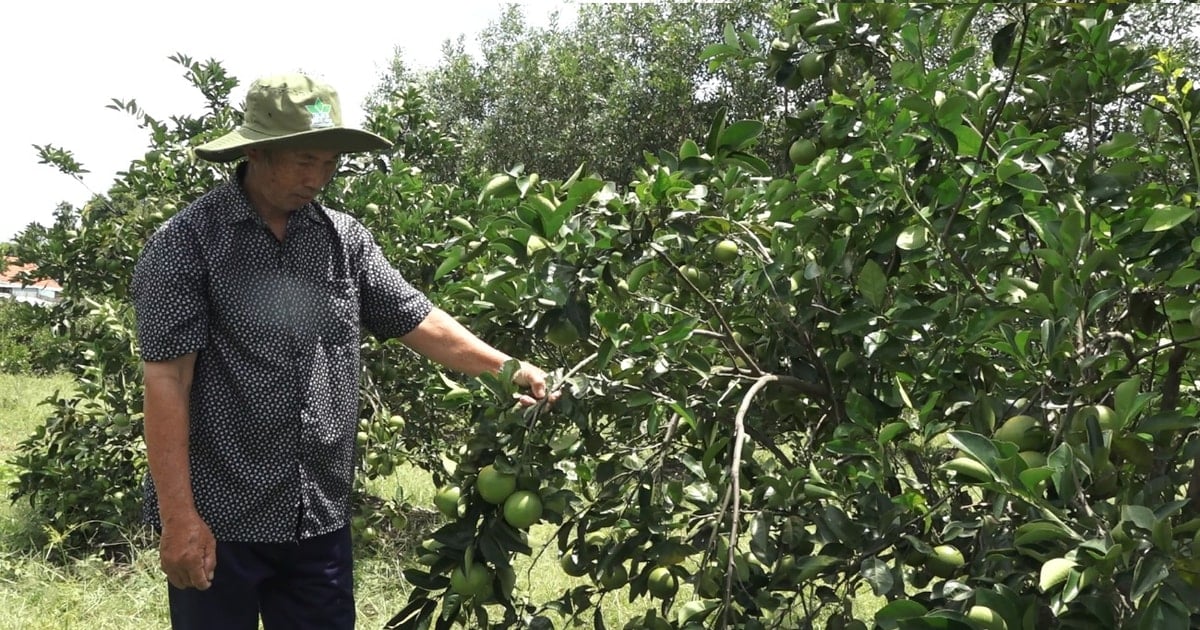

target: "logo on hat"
[307,99,335,129]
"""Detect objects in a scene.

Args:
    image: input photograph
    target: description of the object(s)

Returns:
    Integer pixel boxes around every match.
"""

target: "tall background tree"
[373,1,788,184]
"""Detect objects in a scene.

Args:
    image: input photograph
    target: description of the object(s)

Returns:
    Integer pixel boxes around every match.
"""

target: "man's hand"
[159,511,217,590]
[512,361,557,407]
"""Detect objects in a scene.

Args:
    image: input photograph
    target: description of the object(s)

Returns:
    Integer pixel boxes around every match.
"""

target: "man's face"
[245,147,341,212]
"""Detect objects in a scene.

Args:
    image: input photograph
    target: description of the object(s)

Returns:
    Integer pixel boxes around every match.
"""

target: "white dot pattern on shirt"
[131,169,433,543]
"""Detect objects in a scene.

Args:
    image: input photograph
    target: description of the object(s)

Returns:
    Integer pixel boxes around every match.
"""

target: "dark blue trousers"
[167,526,355,630]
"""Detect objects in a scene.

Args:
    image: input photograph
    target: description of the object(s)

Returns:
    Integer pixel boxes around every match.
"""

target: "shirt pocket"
[323,278,361,346]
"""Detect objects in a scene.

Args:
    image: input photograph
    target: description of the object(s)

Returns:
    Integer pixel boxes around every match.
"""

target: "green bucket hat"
[193,73,392,162]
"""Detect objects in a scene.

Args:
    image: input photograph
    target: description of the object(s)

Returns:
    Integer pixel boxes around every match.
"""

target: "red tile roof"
[2,257,61,290]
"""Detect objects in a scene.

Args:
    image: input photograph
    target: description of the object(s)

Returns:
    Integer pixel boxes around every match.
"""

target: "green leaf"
[1166,267,1200,287]
[385,596,437,630]
[1136,592,1191,630]
[677,600,719,625]
[897,225,928,250]
[950,4,982,49]
[795,555,840,581]
[879,422,911,445]
[946,431,1001,471]
[402,568,449,591]
[861,557,894,596]
[718,120,765,152]
[705,106,728,155]
[900,95,933,117]
[1008,172,1047,193]
[478,174,519,204]
[1015,520,1075,547]
[1113,376,1140,422]
[679,139,701,160]
[1086,173,1125,201]
[891,305,937,327]
[936,95,971,127]
[1137,412,1200,434]
[679,155,713,173]
[858,259,887,309]
[724,151,771,176]
[700,43,740,61]
[996,159,1023,182]
[723,21,739,48]
[1142,204,1193,232]
[1123,505,1157,532]
[992,22,1017,68]
[433,246,464,281]
[875,599,928,622]
[891,59,924,90]
[1098,132,1139,157]
[953,124,982,158]
[1018,467,1054,493]
[1131,554,1170,604]
[526,234,552,257]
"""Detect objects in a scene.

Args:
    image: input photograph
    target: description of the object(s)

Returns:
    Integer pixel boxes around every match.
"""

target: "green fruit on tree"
[680,265,712,290]
[781,65,806,90]
[993,415,1047,451]
[1018,451,1048,468]
[967,605,1008,630]
[502,490,543,529]
[546,318,580,347]
[789,139,819,165]
[941,457,993,482]
[646,566,678,599]
[449,563,494,599]
[1112,436,1153,471]
[560,551,591,577]
[584,530,610,550]
[926,544,965,578]
[434,485,461,519]
[799,52,826,80]
[804,17,847,40]
[1072,404,1119,435]
[599,563,629,589]
[713,239,739,264]
[790,5,820,28]
[476,465,517,505]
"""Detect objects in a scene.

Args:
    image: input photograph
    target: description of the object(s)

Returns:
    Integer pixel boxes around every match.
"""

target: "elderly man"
[132,73,551,629]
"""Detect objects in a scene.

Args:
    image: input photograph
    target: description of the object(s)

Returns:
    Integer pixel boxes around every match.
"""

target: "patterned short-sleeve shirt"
[131,163,433,543]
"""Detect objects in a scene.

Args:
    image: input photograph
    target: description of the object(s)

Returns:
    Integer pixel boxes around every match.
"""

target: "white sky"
[1,0,578,242]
